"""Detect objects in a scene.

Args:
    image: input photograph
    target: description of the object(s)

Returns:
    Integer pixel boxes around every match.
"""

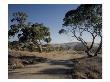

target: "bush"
[8,58,24,69]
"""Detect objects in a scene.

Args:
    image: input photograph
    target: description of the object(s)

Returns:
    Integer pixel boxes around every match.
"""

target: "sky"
[8,4,100,44]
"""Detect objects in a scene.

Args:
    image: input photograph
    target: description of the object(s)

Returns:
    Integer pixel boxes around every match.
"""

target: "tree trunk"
[85,50,93,57]
[33,40,43,53]
[38,44,42,53]
[94,40,102,56]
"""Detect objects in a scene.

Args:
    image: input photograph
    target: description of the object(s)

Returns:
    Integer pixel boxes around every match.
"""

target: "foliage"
[8,12,51,52]
[59,4,102,57]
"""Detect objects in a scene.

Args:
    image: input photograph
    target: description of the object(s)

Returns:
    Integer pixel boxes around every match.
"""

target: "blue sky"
[8,4,80,43]
[8,4,100,43]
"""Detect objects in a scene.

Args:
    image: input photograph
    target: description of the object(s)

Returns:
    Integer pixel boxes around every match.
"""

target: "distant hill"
[9,41,100,52]
[50,42,99,51]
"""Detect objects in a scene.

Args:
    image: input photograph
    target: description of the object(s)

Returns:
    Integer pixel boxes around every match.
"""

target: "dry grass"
[8,50,85,60]
[72,56,102,79]
[8,50,102,79]
[8,58,24,69]
[8,50,85,70]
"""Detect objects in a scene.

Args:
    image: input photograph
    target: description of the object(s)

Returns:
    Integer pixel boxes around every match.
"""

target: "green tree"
[59,4,102,57]
[8,12,51,52]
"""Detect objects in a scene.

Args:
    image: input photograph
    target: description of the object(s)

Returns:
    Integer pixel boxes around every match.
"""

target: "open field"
[8,50,102,79]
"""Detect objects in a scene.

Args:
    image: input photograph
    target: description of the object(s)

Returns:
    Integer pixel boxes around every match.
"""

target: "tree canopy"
[8,12,51,52]
[59,4,102,57]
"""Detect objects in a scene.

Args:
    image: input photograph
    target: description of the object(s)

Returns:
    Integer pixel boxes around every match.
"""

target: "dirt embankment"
[72,56,102,79]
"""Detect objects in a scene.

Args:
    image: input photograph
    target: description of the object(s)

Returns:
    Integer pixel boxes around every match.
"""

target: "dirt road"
[9,59,74,79]
[8,50,86,79]
[8,50,102,79]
